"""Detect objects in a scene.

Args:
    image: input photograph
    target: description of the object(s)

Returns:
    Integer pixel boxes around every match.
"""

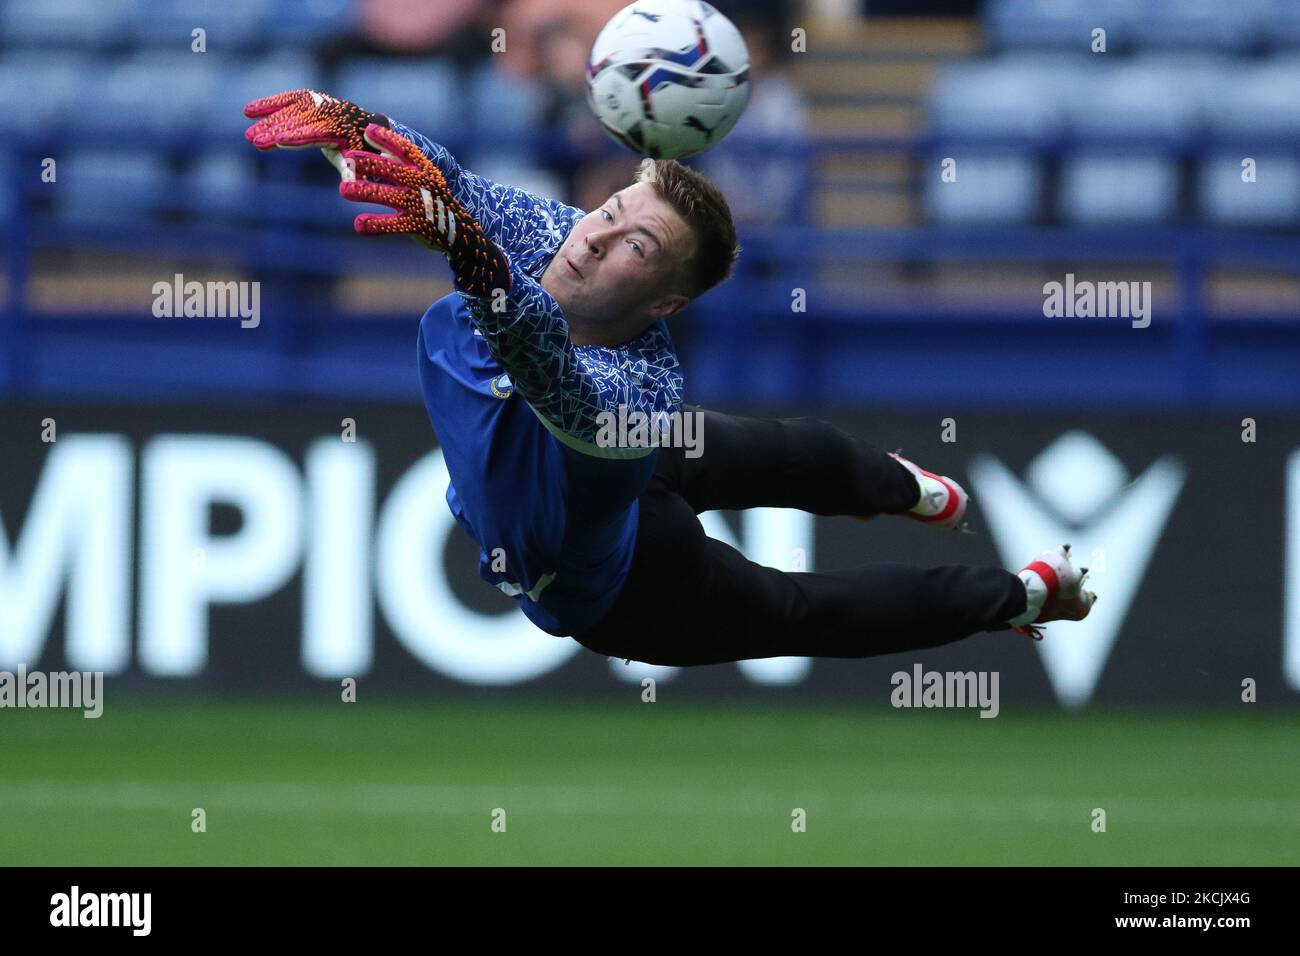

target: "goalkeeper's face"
[542,183,694,338]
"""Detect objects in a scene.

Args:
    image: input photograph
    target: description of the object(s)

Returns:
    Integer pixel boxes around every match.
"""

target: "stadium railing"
[3,128,1298,409]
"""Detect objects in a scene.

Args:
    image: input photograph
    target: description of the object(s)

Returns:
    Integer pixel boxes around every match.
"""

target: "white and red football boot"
[1008,543,1097,640]
[888,452,970,532]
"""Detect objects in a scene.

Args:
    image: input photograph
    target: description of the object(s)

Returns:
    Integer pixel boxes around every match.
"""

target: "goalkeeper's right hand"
[338,123,512,300]
[243,89,389,177]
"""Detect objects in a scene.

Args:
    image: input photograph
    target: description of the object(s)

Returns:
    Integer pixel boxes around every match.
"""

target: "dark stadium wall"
[1,404,1295,709]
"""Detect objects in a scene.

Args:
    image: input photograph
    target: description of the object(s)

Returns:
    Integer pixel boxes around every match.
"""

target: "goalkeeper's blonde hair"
[635,158,740,299]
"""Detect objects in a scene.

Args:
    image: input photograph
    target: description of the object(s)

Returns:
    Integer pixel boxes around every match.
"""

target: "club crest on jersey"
[489,373,514,398]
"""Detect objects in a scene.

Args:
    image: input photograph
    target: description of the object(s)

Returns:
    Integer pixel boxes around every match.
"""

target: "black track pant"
[572,406,1027,666]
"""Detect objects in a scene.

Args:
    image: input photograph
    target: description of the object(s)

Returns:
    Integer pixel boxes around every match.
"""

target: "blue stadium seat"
[1206,57,1300,134]
[927,56,1084,223]
[52,149,171,222]
[184,153,256,214]
[1200,56,1300,226]
[983,0,1133,51]
[207,55,325,137]
[929,55,1090,141]
[0,0,138,49]
[923,155,1043,224]
[1053,57,1221,223]
[1199,155,1300,226]
[1059,156,1180,223]
[80,53,223,137]
[1127,0,1268,53]
[336,59,462,141]
[1120,51,1231,120]
[262,0,355,45]
[73,52,322,139]
[125,0,271,51]
[1059,61,1204,137]
[467,61,546,140]
[0,52,99,137]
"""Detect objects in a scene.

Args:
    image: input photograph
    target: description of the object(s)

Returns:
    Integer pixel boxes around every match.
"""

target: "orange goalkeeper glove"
[244,88,391,180]
[338,123,512,299]
[244,88,388,152]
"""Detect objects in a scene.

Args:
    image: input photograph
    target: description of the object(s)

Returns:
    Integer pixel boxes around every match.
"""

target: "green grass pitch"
[2,699,1297,865]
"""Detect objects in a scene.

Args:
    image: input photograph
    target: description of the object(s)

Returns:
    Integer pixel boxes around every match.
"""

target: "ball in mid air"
[586,0,751,160]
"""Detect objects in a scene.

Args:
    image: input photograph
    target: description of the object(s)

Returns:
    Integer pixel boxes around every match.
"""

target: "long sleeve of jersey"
[390,121,684,459]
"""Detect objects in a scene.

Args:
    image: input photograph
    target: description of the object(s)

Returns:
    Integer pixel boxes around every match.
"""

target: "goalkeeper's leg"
[571,481,1026,666]
[661,404,922,519]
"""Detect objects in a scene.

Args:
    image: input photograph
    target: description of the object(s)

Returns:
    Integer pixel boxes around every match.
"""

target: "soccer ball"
[586,0,751,160]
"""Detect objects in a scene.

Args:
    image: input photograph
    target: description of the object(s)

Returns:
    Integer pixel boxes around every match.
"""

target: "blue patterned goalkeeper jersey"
[393,122,686,637]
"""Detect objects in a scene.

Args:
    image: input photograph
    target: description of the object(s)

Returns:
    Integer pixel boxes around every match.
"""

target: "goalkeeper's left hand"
[244,88,390,180]
[338,124,512,299]
[244,89,387,152]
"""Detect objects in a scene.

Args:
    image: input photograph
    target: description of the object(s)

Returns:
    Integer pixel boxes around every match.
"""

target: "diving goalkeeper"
[244,90,1095,666]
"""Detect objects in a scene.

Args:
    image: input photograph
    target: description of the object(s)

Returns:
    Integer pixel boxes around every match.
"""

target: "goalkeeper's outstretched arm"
[387,121,580,270]
[464,261,661,460]
[336,124,663,459]
[242,89,578,264]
